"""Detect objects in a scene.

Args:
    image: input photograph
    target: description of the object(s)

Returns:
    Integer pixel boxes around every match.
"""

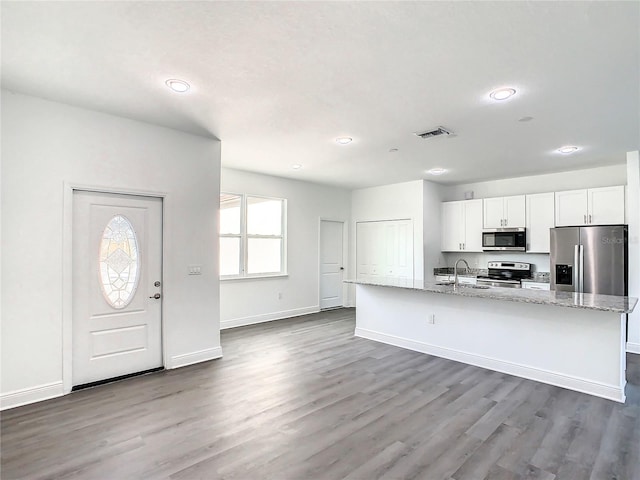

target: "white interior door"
[320,220,344,309]
[73,191,163,387]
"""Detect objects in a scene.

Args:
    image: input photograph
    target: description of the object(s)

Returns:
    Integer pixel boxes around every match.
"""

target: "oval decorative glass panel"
[99,215,140,309]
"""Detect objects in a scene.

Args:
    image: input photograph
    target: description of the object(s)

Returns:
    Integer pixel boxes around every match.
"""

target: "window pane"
[220,194,241,234]
[247,197,282,235]
[99,215,140,309]
[220,237,241,276]
[247,238,282,274]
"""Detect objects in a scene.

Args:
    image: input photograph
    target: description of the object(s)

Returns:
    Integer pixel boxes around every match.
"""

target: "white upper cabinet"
[464,199,484,251]
[483,197,505,229]
[588,186,625,225]
[525,192,555,253]
[441,199,483,252]
[441,201,464,251]
[555,186,624,226]
[483,195,525,228]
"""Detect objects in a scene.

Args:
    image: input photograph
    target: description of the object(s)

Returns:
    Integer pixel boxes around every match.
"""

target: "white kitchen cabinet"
[525,192,555,253]
[483,195,525,228]
[521,281,551,291]
[441,199,483,252]
[588,186,625,225]
[434,274,476,285]
[555,186,625,226]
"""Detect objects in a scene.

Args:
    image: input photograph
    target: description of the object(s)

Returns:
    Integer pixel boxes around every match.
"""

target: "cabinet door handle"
[583,214,587,224]
[504,218,508,226]
[589,214,592,223]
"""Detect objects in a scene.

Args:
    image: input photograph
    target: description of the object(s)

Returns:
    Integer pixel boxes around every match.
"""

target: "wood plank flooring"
[2,308,639,480]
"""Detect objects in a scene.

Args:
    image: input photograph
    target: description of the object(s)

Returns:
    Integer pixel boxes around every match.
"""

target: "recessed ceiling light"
[557,145,579,154]
[489,87,516,101]
[427,168,447,176]
[291,164,302,170]
[335,137,353,145]
[518,116,534,122]
[165,79,190,93]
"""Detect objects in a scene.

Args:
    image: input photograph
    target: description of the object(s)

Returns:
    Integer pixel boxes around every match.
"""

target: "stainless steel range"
[476,261,532,288]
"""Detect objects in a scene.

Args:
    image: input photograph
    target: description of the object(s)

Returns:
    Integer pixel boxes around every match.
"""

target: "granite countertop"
[345,279,637,314]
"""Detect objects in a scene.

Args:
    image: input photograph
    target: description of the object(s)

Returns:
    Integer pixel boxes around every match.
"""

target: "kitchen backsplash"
[434,267,550,281]
[440,252,551,273]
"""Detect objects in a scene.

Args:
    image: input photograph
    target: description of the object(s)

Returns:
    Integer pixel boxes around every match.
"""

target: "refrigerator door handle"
[573,245,580,291]
[578,244,584,293]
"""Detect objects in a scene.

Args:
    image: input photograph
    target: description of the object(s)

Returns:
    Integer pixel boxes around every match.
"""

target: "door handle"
[573,245,580,292]
[578,244,584,293]
[584,214,587,224]
[149,293,161,300]
[588,214,592,224]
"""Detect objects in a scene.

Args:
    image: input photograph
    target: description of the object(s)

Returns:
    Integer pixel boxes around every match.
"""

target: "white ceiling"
[2,1,638,189]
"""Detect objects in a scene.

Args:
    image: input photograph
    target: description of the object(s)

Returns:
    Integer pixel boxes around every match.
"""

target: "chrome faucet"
[454,258,471,286]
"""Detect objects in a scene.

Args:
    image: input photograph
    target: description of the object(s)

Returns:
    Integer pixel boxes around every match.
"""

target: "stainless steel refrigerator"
[550,225,628,296]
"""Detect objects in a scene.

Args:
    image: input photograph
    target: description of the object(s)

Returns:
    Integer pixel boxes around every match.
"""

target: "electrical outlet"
[427,314,435,324]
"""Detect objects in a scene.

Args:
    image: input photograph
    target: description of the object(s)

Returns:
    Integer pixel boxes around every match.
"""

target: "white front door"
[320,220,344,309]
[72,191,163,387]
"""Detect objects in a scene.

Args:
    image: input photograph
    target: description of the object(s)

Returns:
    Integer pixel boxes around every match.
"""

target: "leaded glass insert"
[99,215,140,309]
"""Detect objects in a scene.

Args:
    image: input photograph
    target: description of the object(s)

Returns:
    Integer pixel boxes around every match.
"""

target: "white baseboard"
[355,327,625,403]
[167,346,223,369]
[627,342,640,354]
[1,381,65,411]
[221,305,319,330]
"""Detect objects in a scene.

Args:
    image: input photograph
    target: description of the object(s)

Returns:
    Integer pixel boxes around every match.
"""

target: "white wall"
[220,168,351,328]
[1,92,221,409]
[423,180,447,281]
[627,151,640,353]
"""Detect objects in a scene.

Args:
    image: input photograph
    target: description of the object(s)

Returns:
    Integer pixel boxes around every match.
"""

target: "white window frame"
[220,192,287,279]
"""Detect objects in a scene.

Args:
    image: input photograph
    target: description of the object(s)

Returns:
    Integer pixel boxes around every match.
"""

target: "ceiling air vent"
[414,127,453,139]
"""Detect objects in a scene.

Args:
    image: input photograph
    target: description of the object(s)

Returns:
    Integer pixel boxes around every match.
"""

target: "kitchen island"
[347,280,637,402]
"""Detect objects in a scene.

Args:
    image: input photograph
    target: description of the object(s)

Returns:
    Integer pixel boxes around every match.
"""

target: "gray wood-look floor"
[2,308,639,480]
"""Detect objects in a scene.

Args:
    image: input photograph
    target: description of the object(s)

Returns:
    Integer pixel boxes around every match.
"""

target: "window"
[99,215,140,308]
[219,193,286,278]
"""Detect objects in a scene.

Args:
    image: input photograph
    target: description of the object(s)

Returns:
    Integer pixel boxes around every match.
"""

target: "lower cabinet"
[521,281,551,291]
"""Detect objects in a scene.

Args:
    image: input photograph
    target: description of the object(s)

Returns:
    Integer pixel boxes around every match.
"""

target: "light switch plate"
[188,265,202,275]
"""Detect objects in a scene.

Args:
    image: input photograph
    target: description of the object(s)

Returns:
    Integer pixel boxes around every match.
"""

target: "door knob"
[149,293,161,300]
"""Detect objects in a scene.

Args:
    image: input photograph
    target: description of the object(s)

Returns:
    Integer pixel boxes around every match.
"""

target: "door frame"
[62,182,168,394]
[318,218,348,310]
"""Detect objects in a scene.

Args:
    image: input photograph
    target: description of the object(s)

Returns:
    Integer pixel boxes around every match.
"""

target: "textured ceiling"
[2,1,639,188]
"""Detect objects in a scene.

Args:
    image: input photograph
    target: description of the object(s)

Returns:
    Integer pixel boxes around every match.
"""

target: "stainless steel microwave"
[482,228,526,251]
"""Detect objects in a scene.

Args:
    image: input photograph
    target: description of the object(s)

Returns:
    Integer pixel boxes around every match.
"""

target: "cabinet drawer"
[521,282,550,291]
